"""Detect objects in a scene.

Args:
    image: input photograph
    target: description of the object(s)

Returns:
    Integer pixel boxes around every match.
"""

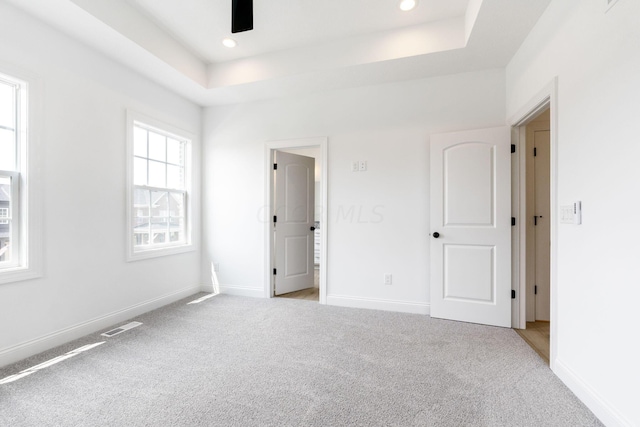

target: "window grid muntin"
[0,78,18,173]
[0,171,19,267]
[133,186,186,249]
[133,123,185,191]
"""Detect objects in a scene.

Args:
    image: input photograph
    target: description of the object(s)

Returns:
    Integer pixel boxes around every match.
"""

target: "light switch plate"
[573,201,582,225]
[560,205,574,224]
[560,202,582,225]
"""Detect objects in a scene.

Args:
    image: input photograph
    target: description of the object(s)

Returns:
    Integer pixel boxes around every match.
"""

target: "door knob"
[310,227,316,231]
[432,232,440,238]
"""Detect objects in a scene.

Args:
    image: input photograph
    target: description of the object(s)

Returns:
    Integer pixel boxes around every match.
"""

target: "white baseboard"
[200,283,215,293]
[327,294,429,315]
[219,285,264,298]
[554,358,632,427]
[0,284,202,369]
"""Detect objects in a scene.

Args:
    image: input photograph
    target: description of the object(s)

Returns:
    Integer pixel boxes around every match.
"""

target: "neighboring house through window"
[0,207,8,224]
[127,112,193,261]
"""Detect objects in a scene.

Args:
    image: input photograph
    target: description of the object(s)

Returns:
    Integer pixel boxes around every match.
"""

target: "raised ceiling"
[6,0,551,106]
[126,0,471,63]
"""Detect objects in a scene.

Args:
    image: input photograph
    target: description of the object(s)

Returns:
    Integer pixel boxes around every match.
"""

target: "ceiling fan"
[232,0,253,33]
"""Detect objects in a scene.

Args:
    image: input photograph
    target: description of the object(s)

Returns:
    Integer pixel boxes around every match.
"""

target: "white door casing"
[430,126,512,327]
[274,151,315,295]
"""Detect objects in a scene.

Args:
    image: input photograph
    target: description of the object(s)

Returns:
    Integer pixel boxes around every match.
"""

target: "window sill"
[126,243,195,262]
[0,266,42,285]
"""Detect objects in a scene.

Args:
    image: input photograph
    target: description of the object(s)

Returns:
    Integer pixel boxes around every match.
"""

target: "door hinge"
[511,290,516,299]
[511,217,516,226]
[511,144,516,154]
[273,163,278,170]
[273,215,277,223]
[534,147,537,157]
[534,285,538,295]
[273,268,277,275]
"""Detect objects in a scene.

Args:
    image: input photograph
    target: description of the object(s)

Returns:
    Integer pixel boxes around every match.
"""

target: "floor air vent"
[101,321,142,337]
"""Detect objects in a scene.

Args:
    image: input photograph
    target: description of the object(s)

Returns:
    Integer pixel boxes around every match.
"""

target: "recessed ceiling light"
[222,37,237,48]
[399,0,418,11]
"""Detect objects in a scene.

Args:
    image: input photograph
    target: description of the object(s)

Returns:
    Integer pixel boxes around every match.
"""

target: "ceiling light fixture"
[399,0,418,11]
[222,37,237,48]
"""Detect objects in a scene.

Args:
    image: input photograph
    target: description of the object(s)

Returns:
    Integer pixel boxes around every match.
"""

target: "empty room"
[0,0,638,426]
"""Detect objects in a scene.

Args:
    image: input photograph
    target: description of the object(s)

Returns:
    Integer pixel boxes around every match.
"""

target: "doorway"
[274,148,320,301]
[515,108,551,363]
[511,83,557,367]
[264,137,328,304]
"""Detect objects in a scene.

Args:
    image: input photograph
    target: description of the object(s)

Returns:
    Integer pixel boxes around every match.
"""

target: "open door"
[273,151,315,295]
[430,127,511,327]
[532,128,551,321]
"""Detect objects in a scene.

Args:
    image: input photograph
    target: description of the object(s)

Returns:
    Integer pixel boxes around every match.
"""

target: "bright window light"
[0,342,105,385]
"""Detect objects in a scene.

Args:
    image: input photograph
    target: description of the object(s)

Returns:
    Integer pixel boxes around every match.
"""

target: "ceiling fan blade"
[232,0,253,33]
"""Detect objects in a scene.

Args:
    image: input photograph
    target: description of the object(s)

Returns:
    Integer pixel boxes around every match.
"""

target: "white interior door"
[274,151,315,295]
[534,130,551,321]
[430,127,511,327]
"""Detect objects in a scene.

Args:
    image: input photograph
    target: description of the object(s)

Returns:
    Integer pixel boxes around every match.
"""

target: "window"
[0,76,20,267]
[127,112,193,260]
[0,70,41,282]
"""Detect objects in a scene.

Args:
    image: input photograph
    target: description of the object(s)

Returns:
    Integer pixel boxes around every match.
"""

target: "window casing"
[127,112,193,260]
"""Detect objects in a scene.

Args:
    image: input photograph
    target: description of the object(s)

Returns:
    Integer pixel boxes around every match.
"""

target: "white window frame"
[0,68,43,285]
[126,110,194,261]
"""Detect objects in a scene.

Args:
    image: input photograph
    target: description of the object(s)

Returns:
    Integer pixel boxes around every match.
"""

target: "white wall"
[506,1,640,426]
[203,68,505,310]
[0,3,202,366]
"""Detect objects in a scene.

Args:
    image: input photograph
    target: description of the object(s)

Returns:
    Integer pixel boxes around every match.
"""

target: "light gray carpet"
[0,294,602,426]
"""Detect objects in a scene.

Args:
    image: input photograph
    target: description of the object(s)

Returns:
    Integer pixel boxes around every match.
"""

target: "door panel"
[444,245,495,302]
[430,127,511,327]
[444,143,495,226]
[284,164,311,223]
[274,151,315,295]
[285,235,310,277]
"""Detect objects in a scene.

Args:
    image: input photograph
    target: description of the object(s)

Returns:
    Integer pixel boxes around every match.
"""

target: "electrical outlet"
[384,274,392,285]
[351,161,359,172]
[359,160,367,171]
